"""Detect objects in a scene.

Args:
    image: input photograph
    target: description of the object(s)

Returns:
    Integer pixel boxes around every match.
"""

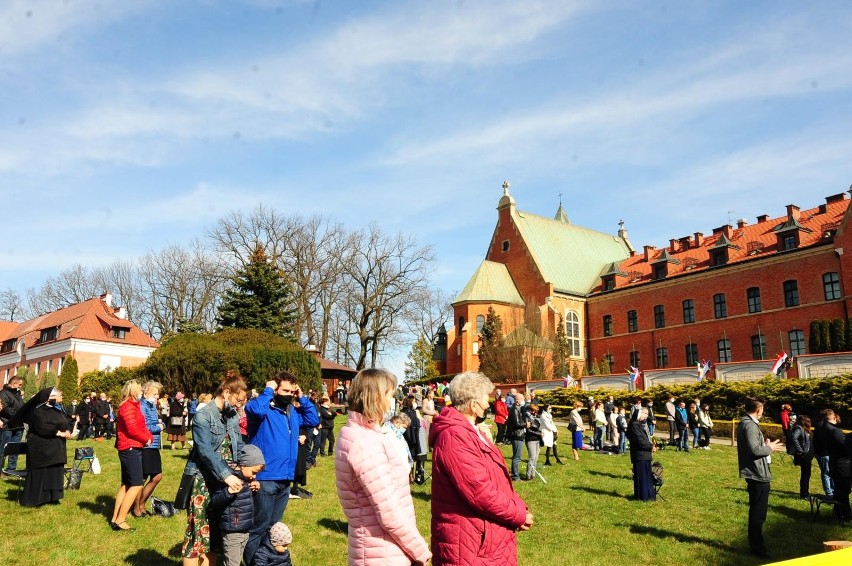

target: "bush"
[537,374,852,425]
[141,328,321,394]
[79,367,143,401]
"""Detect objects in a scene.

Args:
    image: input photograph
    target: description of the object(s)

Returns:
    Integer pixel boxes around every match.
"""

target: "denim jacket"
[141,397,162,449]
[184,400,243,485]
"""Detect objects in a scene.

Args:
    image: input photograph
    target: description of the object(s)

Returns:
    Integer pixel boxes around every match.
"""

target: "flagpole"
[778,330,784,352]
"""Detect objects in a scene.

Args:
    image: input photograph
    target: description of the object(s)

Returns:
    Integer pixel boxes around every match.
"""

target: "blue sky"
[1,1,851,369]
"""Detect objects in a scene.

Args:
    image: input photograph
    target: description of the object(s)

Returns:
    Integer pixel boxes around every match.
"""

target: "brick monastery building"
[439,183,852,387]
[0,293,158,385]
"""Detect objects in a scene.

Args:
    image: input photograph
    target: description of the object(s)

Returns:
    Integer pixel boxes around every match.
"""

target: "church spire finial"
[502,180,510,196]
[498,180,515,211]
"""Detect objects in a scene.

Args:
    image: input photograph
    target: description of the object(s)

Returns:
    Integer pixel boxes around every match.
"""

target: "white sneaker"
[289,493,301,499]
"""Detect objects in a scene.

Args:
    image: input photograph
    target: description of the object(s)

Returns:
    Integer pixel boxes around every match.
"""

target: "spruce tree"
[830,318,847,352]
[478,307,506,381]
[217,244,298,340]
[810,320,823,353]
[59,356,80,400]
[552,314,570,379]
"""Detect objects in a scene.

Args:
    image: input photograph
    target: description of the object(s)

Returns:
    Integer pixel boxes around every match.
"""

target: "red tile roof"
[594,195,850,293]
[318,356,357,375]
[0,297,158,349]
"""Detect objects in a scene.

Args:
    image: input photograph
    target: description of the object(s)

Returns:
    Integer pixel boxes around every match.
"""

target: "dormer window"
[652,264,667,280]
[774,216,811,252]
[39,327,59,343]
[602,275,615,291]
[651,249,679,280]
[112,328,128,339]
[710,249,728,266]
[0,339,16,354]
[781,233,797,250]
[599,262,626,292]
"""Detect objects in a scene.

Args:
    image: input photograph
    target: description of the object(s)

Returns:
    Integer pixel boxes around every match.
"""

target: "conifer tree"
[478,307,507,381]
[552,314,570,379]
[404,335,439,381]
[59,356,80,400]
[217,244,298,340]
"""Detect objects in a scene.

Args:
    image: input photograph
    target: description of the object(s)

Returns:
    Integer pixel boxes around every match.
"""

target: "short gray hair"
[448,372,493,407]
[142,381,163,395]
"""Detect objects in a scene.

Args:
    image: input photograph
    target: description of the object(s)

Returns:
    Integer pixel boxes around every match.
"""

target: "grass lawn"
[1,428,849,566]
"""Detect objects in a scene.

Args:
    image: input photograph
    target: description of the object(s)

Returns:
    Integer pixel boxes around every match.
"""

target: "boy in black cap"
[208,444,266,566]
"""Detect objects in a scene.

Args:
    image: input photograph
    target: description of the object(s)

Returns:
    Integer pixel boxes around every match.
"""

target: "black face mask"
[274,394,293,408]
[474,411,489,425]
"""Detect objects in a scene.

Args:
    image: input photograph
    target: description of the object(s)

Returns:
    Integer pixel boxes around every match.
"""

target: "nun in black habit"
[10,387,73,506]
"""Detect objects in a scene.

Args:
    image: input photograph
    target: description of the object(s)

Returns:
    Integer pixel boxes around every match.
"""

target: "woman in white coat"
[540,404,564,466]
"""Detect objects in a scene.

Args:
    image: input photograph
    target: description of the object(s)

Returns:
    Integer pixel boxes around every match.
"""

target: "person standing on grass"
[688,402,700,450]
[111,380,154,531]
[736,396,782,559]
[493,390,508,445]
[569,400,586,460]
[523,403,542,481]
[789,415,814,499]
[134,381,165,518]
[645,399,657,438]
[540,404,563,466]
[243,372,319,565]
[0,375,25,472]
[698,404,713,450]
[429,371,532,566]
[823,410,851,522]
[335,368,431,566]
[593,402,606,451]
[813,409,836,499]
[627,407,656,501]
[13,388,73,507]
[604,395,615,443]
[665,395,676,445]
[317,396,338,457]
[181,375,247,566]
[507,393,527,481]
[168,392,188,450]
[675,401,689,452]
[420,388,437,434]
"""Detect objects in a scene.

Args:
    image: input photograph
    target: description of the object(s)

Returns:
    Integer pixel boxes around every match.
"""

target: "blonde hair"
[199,393,213,404]
[142,381,163,396]
[448,372,493,409]
[348,368,396,423]
[121,380,142,402]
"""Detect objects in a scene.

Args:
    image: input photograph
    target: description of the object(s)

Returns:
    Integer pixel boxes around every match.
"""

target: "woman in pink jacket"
[335,369,431,566]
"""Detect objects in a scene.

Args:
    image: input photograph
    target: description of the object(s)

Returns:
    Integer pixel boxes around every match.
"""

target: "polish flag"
[771,352,788,376]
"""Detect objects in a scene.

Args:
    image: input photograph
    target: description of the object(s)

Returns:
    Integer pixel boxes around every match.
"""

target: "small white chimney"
[115,307,127,320]
[101,292,113,307]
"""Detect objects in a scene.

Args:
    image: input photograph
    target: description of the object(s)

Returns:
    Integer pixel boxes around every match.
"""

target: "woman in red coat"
[493,391,508,445]
[429,372,533,566]
[110,380,153,531]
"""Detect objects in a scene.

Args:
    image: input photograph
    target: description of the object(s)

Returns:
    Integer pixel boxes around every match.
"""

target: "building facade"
[0,293,159,385]
[443,184,852,385]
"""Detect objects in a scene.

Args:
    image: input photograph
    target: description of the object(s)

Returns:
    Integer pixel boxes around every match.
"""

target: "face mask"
[473,401,489,425]
[48,399,57,406]
[222,400,237,417]
[274,394,293,408]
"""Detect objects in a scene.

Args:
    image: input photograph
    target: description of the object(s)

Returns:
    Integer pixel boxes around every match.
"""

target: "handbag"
[74,446,94,460]
[174,472,195,510]
[152,497,177,517]
[65,469,83,490]
[170,416,184,427]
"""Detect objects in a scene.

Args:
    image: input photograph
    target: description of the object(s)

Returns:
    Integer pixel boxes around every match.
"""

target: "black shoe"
[556,460,565,465]
[543,462,552,467]
[750,548,770,559]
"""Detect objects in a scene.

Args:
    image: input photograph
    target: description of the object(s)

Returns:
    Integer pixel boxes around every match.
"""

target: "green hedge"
[536,374,852,424]
[141,328,321,394]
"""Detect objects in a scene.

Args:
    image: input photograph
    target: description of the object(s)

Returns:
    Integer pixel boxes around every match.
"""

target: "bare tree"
[93,259,145,325]
[343,225,435,370]
[0,288,24,322]
[404,287,454,346]
[137,240,227,338]
[25,264,102,316]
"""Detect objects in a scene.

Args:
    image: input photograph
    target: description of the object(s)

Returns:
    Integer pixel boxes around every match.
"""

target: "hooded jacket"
[429,407,528,566]
[0,384,24,429]
[335,411,431,566]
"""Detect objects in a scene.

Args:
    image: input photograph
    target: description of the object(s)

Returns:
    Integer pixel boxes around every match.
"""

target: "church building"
[438,183,852,386]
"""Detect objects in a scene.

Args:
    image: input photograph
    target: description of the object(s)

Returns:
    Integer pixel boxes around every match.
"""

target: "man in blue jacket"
[243,372,319,565]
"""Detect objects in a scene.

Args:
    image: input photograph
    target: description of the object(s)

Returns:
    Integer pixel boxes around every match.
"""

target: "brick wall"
[587,245,847,372]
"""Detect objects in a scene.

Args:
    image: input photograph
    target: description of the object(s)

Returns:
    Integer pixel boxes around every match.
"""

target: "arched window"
[476,315,485,334]
[458,316,465,334]
[565,311,581,357]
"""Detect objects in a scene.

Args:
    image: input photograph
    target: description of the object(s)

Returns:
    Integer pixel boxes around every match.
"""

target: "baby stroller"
[651,461,665,500]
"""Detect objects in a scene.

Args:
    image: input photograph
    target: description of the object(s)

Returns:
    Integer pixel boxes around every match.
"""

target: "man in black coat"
[0,376,25,472]
[507,393,527,481]
[75,396,94,441]
[93,392,110,439]
[821,409,851,522]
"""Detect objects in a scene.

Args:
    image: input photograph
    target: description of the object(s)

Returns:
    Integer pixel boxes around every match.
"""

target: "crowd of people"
[3,370,852,564]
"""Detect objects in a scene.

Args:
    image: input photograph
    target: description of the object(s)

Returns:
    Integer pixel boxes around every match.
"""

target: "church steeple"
[554,203,570,223]
[497,180,515,211]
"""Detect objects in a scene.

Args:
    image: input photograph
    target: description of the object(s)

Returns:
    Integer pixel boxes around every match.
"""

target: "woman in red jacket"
[493,391,508,444]
[110,380,153,531]
[429,372,533,566]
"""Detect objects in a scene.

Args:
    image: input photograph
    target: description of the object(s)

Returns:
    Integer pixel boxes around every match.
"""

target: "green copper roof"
[512,209,631,296]
[453,260,525,306]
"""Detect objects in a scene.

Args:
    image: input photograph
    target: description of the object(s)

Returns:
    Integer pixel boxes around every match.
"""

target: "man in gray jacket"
[736,396,781,559]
